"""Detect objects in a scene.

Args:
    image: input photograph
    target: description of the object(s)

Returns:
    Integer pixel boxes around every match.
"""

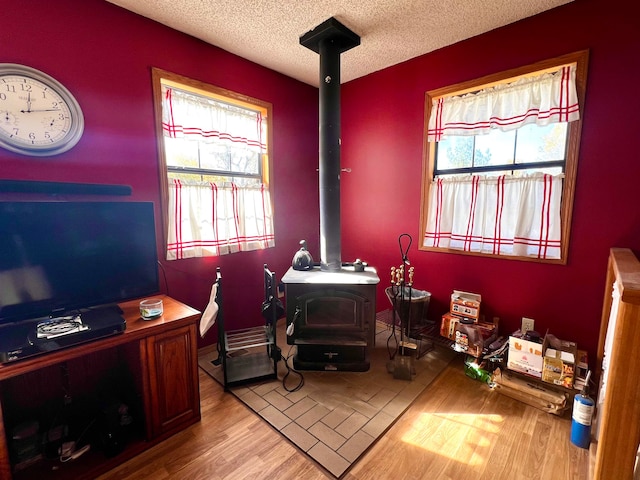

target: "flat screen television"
[0,201,159,326]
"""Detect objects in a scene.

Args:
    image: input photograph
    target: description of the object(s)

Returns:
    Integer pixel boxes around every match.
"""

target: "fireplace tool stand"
[386,234,436,379]
[386,234,417,379]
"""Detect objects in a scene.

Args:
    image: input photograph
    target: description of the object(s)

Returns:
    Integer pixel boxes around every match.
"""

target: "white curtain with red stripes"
[427,65,579,142]
[423,173,563,259]
[166,179,274,260]
[162,86,266,151]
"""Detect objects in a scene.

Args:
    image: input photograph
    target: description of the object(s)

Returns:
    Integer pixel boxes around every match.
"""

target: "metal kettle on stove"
[292,240,314,270]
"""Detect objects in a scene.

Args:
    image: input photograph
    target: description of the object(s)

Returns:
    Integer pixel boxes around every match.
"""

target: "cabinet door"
[0,394,10,480]
[146,324,200,438]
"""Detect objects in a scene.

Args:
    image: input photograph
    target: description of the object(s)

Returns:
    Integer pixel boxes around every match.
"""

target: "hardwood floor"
[97,355,590,480]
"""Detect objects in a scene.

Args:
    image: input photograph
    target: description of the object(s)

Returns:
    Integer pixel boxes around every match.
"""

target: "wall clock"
[0,63,84,156]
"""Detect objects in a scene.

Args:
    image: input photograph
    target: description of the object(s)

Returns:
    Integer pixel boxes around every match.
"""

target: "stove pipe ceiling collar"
[300,18,360,271]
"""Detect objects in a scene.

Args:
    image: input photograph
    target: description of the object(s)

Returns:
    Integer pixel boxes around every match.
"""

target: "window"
[420,51,588,263]
[434,123,567,178]
[152,68,275,260]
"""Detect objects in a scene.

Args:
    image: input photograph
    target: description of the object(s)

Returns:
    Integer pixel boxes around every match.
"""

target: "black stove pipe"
[318,38,341,271]
[300,18,360,271]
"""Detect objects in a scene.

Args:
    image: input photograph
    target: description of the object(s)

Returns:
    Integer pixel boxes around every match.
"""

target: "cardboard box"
[542,338,577,389]
[454,323,477,355]
[440,313,460,340]
[450,290,481,321]
[507,335,543,378]
[491,368,569,415]
[573,349,589,391]
[453,319,499,357]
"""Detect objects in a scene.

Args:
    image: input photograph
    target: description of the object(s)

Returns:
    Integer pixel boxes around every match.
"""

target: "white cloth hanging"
[162,85,266,152]
[423,173,563,259]
[199,282,219,338]
[427,65,579,142]
[166,179,275,260]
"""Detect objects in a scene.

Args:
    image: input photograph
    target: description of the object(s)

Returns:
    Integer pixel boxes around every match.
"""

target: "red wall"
[2,0,636,363]
[341,0,640,360]
[0,0,320,347]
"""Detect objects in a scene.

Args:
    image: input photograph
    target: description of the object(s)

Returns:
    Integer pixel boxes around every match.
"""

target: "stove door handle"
[288,306,302,336]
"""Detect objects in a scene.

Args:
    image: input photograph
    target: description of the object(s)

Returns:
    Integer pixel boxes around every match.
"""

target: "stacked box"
[440,312,461,340]
[450,291,481,321]
[491,368,570,415]
[542,338,577,389]
[573,350,589,391]
[441,290,482,342]
[454,319,499,357]
[507,336,544,378]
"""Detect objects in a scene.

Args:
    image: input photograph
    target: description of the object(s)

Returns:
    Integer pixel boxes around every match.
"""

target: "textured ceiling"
[106,0,573,86]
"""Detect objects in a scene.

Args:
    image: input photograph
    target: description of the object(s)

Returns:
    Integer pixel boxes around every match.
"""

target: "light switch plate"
[521,317,535,334]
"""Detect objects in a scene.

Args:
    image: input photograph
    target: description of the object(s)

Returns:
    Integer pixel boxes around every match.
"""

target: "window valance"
[427,65,579,142]
[162,86,266,152]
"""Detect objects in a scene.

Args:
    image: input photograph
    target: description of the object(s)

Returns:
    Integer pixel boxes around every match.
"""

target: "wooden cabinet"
[593,248,640,480]
[0,295,201,480]
[145,323,200,437]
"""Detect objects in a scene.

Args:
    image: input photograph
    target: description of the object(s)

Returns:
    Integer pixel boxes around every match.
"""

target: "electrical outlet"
[521,317,535,334]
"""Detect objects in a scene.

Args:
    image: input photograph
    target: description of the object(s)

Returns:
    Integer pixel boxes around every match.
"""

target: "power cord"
[59,443,90,462]
[58,417,96,462]
[281,346,304,392]
[156,260,169,297]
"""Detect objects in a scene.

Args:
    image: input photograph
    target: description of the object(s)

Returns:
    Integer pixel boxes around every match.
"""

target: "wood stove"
[282,266,378,371]
[284,18,380,371]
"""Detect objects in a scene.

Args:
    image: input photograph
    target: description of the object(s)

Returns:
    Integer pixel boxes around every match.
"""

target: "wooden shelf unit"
[593,248,640,480]
[0,295,201,480]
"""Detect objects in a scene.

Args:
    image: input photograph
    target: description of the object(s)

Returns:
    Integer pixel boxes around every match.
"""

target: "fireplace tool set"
[386,234,435,379]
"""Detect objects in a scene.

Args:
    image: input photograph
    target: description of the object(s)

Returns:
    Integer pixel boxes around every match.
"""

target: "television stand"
[0,295,201,480]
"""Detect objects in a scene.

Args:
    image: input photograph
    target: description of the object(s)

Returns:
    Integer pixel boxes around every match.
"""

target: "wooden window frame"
[418,50,589,264]
[151,67,274,256]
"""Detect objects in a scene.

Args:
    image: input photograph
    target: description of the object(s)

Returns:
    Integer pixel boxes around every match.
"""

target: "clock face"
[0,64,84,156]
